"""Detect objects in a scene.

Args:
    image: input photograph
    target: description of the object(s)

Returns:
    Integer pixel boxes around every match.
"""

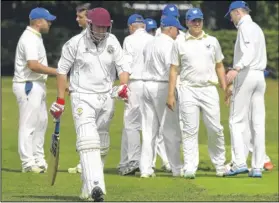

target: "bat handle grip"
[54,118,60,134]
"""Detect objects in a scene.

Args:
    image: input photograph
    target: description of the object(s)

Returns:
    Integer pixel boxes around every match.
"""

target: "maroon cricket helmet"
[87,8,111,27]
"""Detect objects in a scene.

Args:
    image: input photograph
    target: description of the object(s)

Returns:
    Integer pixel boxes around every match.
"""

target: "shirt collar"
[160,33,174,42]
[134,28,146,35]
[26,26,42,38]
[185,30,208,40]
[236,15,253,29]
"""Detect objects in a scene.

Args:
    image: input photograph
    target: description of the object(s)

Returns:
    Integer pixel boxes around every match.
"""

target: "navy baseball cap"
[186,8,204,21]
[29,7,56,21]
[161,15,184,30]
[127,14,144,26]
[224,1,251,19]
[162,4,180,18]
[144,18,158,32]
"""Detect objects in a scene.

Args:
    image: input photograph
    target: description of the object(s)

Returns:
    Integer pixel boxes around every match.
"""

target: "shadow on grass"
[1,168,69,173]
[1,168,21,173]
[13,195,80,201]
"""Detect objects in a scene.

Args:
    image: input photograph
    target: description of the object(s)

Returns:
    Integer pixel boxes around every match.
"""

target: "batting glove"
[111,84,129,101]
[50,98,65,120]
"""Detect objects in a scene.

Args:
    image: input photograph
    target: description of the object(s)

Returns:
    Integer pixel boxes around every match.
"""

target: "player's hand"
[50,98,65,120]
[225,84,233,107]
[226,68,239,85]
[111,84,129,101]
[167,95,176,111]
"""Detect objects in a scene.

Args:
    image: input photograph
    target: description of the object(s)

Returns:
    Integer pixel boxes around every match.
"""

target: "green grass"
[1,76,278,201]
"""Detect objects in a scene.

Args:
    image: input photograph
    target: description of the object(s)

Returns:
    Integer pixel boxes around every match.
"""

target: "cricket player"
[50,8,130,201]
[12,7,57,173]
[76,3,91,31]
[224,1,268,177]
[140,15,184,178]
[167,8,228,179]
[117,14,154,176]
[68,3,91,175]
[155,4,186,36]
[144,18,157,36]
[144,17,172,172]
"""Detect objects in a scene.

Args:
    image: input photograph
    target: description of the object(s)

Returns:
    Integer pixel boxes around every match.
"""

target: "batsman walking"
[50,8,130,201]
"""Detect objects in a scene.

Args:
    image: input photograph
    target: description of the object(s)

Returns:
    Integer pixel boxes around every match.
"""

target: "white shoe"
[22,166,44,173]
[184,171,195,179]
[140,173,156,178]
[68,163,82,174]
[38,163,48,172]
[173,168,184,177]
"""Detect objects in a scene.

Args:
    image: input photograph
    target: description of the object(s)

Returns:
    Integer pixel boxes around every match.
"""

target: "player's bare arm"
[27,60,57,75]
[56,74,68,100]
[167,64,178,111]
[119,72,129,84]
[215,62,227,91]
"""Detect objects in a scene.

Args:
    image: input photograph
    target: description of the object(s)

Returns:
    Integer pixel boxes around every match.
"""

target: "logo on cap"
[193,10,198,14]
[169,7,175,11]
[148,21,153,25]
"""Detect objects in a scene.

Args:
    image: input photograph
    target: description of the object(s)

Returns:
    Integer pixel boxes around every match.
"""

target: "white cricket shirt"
[13,26,48,83]
[57,31,131,94]
[142,33,174,82]
[123,28,154,80]
[155,27,186,37]
[233,15,267,71]
[171,31,224,87]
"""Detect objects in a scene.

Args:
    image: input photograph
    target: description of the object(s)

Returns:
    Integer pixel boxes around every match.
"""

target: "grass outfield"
[1,76,278,202]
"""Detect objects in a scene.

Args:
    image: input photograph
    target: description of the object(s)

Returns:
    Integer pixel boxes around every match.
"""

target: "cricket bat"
[48,119,61,186]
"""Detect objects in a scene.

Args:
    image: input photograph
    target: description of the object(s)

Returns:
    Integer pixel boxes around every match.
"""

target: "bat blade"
[48,120,60,186]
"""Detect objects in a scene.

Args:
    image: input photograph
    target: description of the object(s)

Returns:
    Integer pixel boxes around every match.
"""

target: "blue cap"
[144,18,157,32]
[127,14,144,26]
[186,8,204,21]
[162,4,180,18]
[224,1,250,19]
[161,16,184,30]
[29,7,56,21]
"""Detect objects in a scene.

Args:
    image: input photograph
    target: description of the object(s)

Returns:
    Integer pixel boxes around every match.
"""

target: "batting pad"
[76,124,100,152]
[99,132,110,156]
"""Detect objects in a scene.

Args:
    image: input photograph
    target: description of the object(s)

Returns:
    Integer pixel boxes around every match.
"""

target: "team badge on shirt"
[107,45,115,54]
[76,107,83,116]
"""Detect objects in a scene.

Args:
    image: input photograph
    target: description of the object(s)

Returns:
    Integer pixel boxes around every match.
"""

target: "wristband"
[56,97,65,105]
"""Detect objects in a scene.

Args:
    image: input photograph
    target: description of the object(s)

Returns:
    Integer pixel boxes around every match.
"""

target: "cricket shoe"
[161,163,172,173]
[38,163,48,173]
[223,163,249,176]
[264,161,274,171]
[216,166,231,177]
[22,166,44,173]
[68,163,82,174]
[91,186,104,202]
[120,161,139,176]
[248,168,262,178]
[183,171,195,179]
[140,173,156,178]
[172,168,184,177]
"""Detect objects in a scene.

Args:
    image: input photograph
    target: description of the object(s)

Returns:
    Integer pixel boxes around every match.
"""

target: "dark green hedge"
[206,29,278,77]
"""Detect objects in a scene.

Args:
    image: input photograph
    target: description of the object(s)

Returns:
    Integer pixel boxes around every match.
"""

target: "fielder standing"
[118,14,153,175]
[224,1,268,177]
[140,16,184,178]
[13,7,57,173]
[50,8,130,201]
[144,17,172,172]
[167,8,227,178]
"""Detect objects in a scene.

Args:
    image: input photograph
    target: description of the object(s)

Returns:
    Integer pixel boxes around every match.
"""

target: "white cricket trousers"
[178,85,226,173]
[140,81,182,176]
[119,80,143,167]
[13,81,48,169]
[229,69,266,169]
[70,92,114,195]
[230,105,271,165]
